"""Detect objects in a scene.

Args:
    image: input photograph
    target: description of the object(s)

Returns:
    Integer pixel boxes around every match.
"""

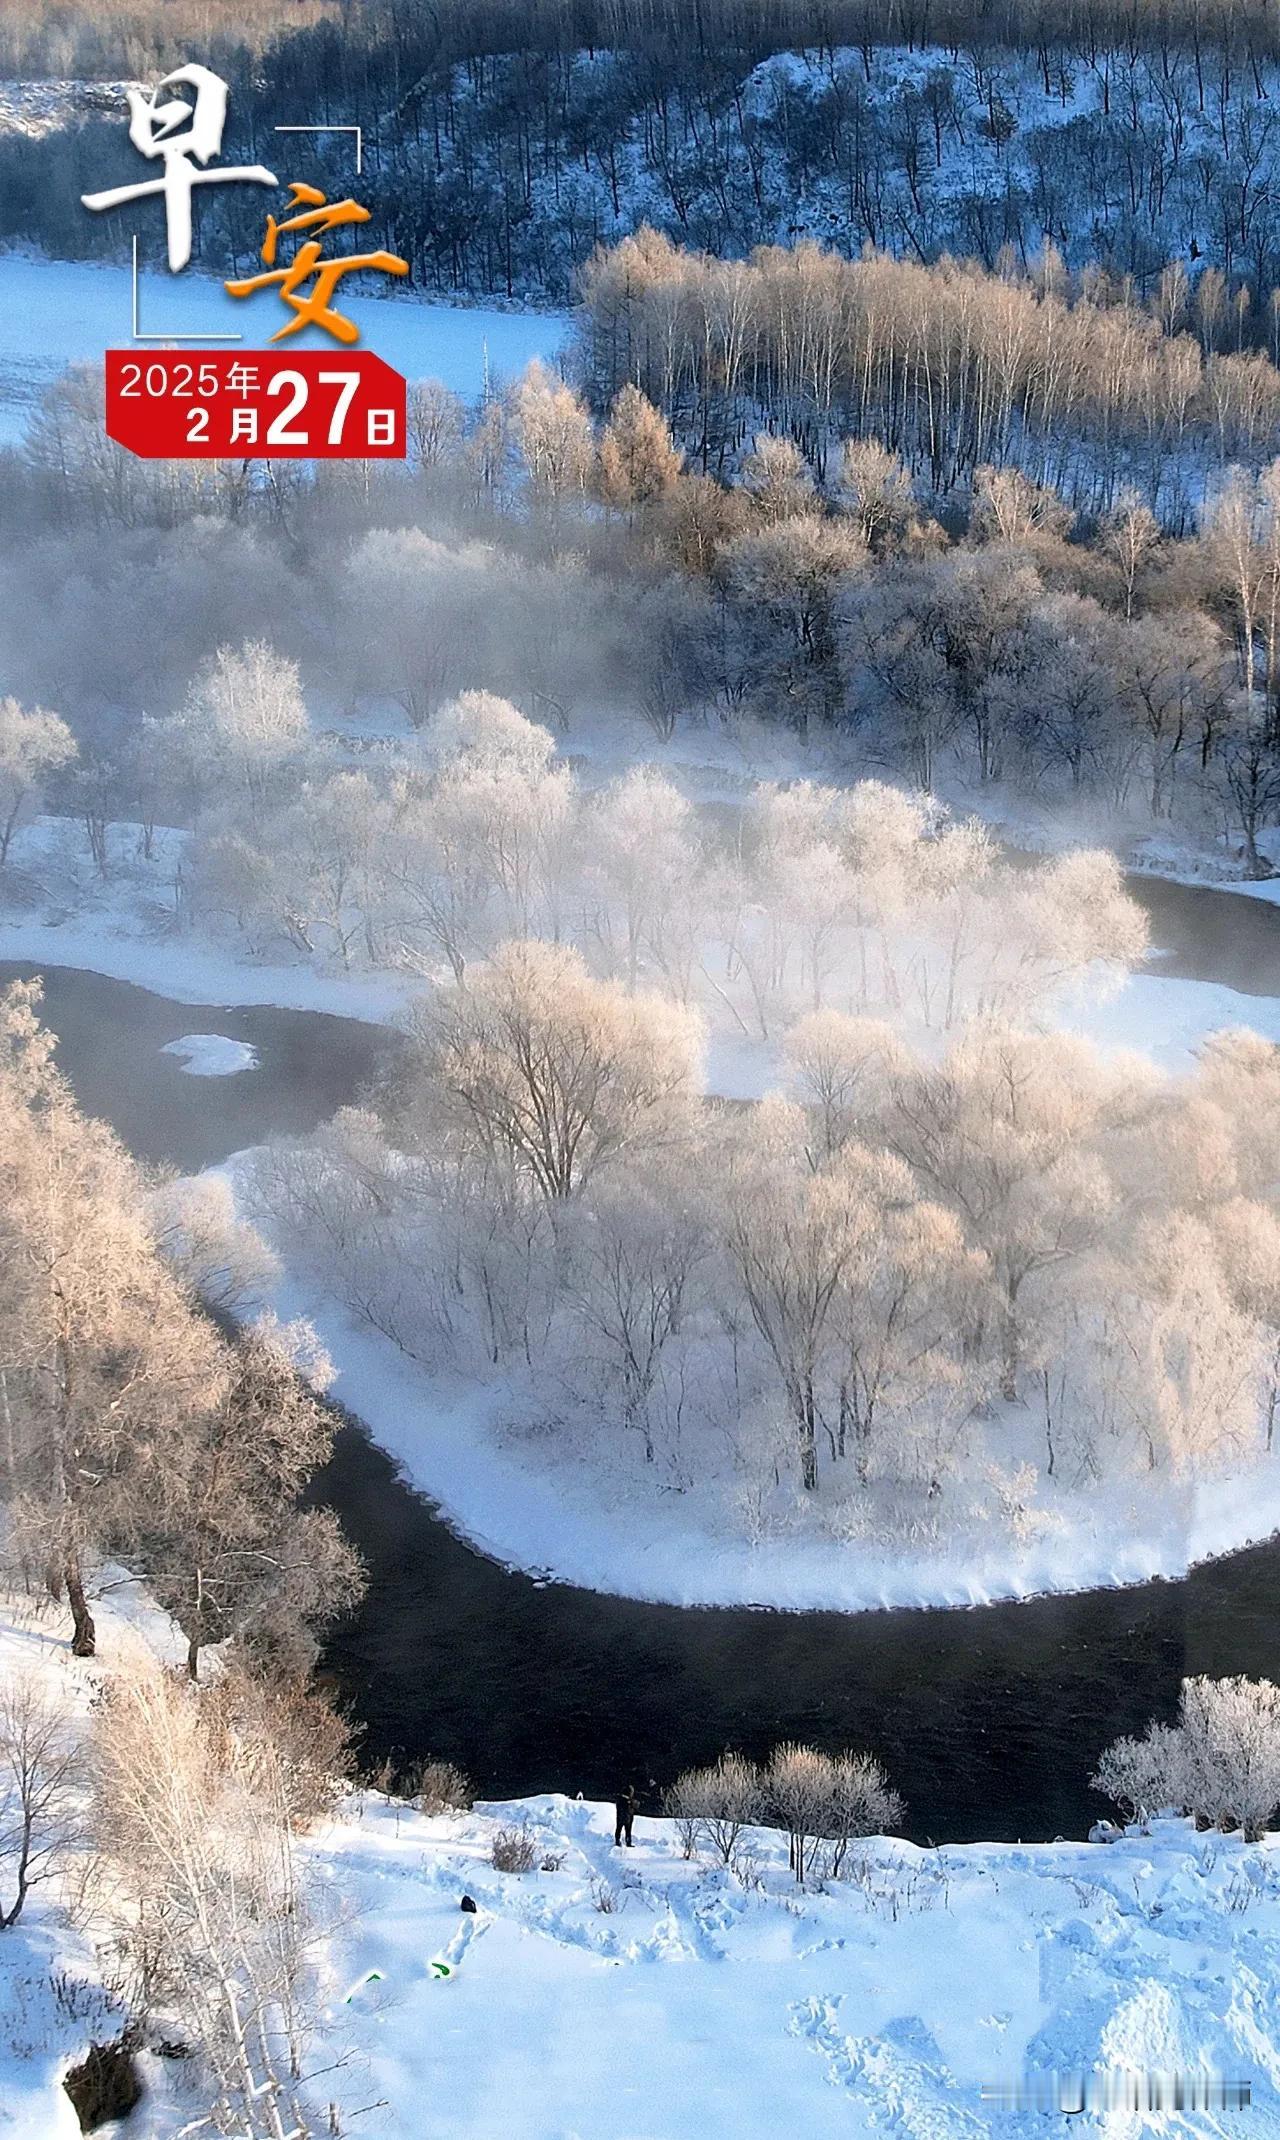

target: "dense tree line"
[581,232,1280,516]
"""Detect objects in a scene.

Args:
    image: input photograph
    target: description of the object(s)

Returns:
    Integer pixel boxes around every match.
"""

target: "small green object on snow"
[343,1969,385,2003]
[430,1960,452,1979]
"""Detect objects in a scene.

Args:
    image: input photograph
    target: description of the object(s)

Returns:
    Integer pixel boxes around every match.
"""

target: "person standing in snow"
[614,1785,637,1847]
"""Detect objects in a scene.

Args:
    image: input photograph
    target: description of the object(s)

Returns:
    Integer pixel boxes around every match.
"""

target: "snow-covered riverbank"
[4,1589,1278,2140]
[11,833,1280,1079]
[225,1203,1280,1614]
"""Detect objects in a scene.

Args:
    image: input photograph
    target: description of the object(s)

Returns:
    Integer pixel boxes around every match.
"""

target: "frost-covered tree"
[148,1173,279,1317]
[884,1025,1126,1401]
[0,697,76,866]
[1091,1722,1185,1825]
[971,464,1072,549]
[0,1676,80,1930]
[90,1664,318,2137]
[721,517,866,725]
[597,384,683,513]
[407,376,466,472]
[1101,491,1163,622]
[410,939,703,1201]
[1180,1675,1280,1840]
[512,359,594,509]
[139,1317,363,1681]
[763,1742,903,1884]
[838,439,917,551]
[663,1753,763,1865]
[1095,1677,1280,1841]
[171,640,309,822]
[425,691,574,944]
[0,982,225,1655]
[1086,1217,1271,1476]
[740,433,814,523]
[564,1162,708,1463]
[0,983,358,1673]
[826,1144,983,1490]
[341,530,469,727]
[722,1097,865,1489]
[784,1012,906,1162]
[1110,611,1225,820]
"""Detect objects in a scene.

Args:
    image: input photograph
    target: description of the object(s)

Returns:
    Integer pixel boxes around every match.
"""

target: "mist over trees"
[196,687,1280,1560]
[12,334,1280,867]
[6,2,1280,1586]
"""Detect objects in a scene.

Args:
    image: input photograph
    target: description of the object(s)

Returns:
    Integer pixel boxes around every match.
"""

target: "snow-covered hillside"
[4,1587,1280,2139]
[304,37,1280,304]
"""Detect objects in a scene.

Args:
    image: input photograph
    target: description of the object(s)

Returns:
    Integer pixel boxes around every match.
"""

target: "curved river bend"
[6,870,1280,1847]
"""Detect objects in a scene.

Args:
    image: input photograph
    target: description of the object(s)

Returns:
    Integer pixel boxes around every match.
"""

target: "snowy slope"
[303,1791,1280,2140]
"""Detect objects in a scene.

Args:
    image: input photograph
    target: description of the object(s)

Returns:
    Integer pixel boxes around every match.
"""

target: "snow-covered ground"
[0,908,409,1022]
[0,252,571,440]
[160,1031,258,1076]
[0,1583,196,2140]
[306,1794,1280,2139]
[0,79,135,140]
[4,1580,1279,2140]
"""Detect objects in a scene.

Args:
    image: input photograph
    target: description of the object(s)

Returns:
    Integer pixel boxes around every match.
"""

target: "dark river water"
[5,872,1280,1846]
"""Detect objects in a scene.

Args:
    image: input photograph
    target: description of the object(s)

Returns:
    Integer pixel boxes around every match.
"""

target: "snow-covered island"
[10,677,1280,1614]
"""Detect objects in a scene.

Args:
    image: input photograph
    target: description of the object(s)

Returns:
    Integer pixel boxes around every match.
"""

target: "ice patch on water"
[161,1033,259,1077]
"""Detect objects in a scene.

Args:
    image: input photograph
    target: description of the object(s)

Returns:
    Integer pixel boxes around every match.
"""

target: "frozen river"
[0,251,572,439]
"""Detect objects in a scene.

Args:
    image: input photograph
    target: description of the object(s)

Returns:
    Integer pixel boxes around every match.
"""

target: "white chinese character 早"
[81,65,277,272]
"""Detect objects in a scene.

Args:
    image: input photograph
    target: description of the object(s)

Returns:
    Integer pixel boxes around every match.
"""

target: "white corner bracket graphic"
[125,121,363,341]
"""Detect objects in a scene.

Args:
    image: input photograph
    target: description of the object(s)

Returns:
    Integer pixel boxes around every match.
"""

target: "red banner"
[104,348,407,459]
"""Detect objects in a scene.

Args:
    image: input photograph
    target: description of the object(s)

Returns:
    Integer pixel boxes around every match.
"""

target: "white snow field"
[3,1589,1280,2140]
[160,1031,258,1076]
[0,252,571,440]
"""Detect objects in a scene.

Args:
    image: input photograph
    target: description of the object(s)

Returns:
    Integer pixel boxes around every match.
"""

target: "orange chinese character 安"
[225,183,407,344]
